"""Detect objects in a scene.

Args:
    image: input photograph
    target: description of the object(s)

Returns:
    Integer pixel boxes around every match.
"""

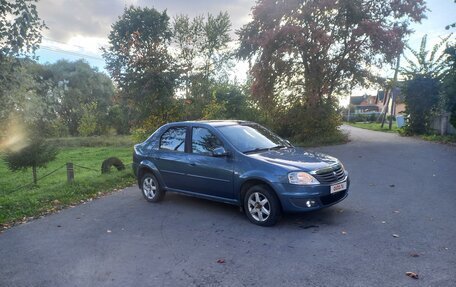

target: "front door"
[186,127,234,199]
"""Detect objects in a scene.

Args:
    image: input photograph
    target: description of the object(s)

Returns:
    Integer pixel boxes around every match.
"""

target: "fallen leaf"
[392,234,400,238]
[216,259,225,264]
[406,272,419,279]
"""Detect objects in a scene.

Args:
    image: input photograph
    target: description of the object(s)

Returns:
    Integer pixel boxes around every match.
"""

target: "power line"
[39,46,105,61]
[40,36,106,61]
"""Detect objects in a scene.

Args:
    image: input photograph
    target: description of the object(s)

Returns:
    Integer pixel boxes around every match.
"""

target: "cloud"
[37,0,255,42]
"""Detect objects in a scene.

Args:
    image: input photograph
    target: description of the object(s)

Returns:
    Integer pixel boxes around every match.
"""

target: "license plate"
[331,181,347,194]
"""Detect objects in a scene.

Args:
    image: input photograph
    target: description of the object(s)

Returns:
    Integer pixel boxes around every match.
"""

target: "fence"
[4,158,130,194]
[430,112,456,135]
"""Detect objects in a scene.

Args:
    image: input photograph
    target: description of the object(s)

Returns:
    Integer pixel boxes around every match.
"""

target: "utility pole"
[381,54,401,129]
[388,55,401,130]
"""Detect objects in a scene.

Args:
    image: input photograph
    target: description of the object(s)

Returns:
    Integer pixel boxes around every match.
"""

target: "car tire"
[244,185,281,226]
[140,172,165,202]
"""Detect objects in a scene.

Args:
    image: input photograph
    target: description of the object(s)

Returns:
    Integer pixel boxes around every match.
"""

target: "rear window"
[160,127,186,152]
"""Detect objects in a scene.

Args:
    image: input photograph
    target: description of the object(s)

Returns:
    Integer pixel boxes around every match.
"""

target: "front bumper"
[273,176,350,212]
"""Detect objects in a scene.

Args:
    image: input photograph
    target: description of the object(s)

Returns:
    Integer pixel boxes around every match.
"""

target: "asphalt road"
[1,126,455,287]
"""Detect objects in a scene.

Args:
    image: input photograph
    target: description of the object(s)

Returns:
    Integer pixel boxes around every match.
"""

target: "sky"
[34,0,455,104]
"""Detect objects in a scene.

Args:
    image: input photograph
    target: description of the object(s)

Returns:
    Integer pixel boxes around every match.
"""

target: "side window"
[160,127,186,152]
[192,127,223,155]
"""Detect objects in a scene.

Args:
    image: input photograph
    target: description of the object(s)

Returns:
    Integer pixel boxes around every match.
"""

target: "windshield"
[217,124,290,153]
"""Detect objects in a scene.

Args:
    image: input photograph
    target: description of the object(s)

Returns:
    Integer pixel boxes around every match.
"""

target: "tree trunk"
[32,165,37,185]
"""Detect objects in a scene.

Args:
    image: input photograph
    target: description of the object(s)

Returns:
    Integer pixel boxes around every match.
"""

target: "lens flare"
[0,118,29,153]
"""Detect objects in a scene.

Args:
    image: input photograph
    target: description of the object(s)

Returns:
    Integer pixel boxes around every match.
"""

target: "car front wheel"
[244,185,281,226]
[141,172,165,202]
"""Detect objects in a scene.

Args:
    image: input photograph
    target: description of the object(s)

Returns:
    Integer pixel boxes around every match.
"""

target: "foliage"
[0,58,54,130]
[103,6,177,127]
[403,76,440,134]
[0,146,134,228]
[202,93,227,120]
[173,12,233,119]
[442,45,456,127]
[238,0,426,140]
[201,83,255,120]
[78,102,98,136]
[1,59,116,137]
[0,0,46,58]
[46,59,115,136]
[402,34,452,79]
[3,136,58,184]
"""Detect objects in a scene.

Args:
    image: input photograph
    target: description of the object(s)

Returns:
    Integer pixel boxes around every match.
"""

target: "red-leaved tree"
[238,0,426,140]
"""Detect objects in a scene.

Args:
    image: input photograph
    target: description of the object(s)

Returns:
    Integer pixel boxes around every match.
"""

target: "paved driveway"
[1,126,455,287]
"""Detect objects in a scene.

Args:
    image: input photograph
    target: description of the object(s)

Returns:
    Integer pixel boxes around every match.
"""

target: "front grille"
[313,164,345,184]
[320,190,347,205]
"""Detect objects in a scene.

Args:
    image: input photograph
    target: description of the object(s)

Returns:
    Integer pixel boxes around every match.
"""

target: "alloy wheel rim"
[143,177,157,199]
[247,192,270,222]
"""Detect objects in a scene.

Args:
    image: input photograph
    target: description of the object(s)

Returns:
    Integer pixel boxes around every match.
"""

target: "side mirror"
[212,146,230,157]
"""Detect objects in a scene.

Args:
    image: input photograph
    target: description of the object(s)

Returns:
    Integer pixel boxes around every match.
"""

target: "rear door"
[153,126,191,191]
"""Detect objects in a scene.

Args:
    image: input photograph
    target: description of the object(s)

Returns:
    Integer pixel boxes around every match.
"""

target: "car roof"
[168,120,253,127]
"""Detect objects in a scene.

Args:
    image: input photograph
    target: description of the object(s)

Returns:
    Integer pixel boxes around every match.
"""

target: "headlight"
[288,172,320,185]
[338,161,345,171]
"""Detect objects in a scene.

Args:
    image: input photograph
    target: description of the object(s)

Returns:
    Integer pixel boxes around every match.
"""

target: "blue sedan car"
[133,120,349,226]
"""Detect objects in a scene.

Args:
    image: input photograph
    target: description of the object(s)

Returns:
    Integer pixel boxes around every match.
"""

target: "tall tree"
[173,12,233,119]
[238,0,426,139]
[172,14,204,98]
[102,6,177,128]
[47,59,115,136]
[1,0,46,132]
[174,13,233,120]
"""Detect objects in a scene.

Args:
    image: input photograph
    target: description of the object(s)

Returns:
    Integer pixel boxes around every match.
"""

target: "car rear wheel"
[244,185,281,226]
[141,172,165,202]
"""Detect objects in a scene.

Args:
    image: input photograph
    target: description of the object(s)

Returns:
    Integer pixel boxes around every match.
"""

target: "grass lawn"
[420,134,456,144]
[346,122,400,133]
[0,145,136,229]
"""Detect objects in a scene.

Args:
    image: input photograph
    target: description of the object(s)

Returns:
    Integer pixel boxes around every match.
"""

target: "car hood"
[248,147,339,172]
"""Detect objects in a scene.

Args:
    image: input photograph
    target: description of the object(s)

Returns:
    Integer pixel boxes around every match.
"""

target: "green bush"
[403,77,440,134]
[3,137,58,184]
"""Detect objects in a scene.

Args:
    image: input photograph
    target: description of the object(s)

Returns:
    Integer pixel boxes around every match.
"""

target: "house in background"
[350,88,406,115]
[349,94,381,114]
